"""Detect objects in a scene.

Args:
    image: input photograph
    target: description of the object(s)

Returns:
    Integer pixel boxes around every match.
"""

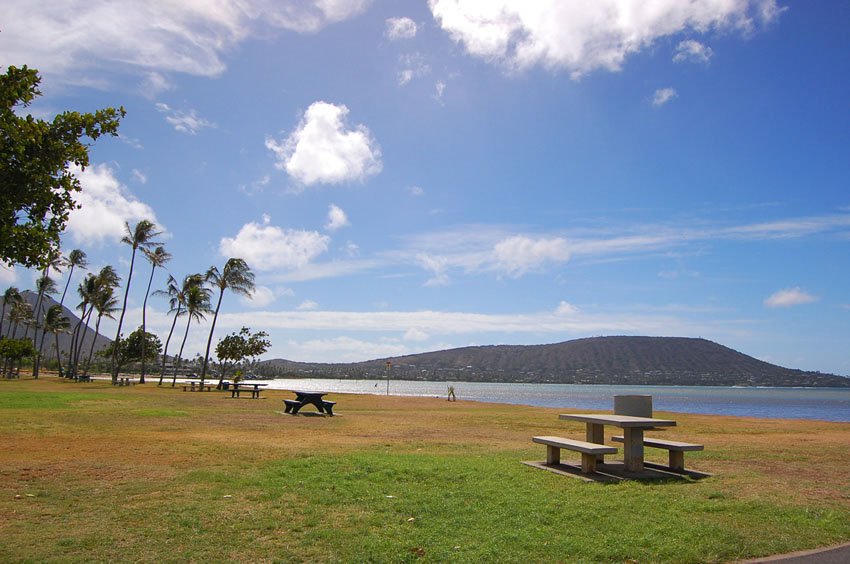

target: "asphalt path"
[741,541,850,563]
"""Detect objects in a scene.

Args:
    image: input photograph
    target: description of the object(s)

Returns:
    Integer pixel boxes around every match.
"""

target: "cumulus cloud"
[65,163,162,246]
[266,101,382,187]
[219,215,330,271]
[430,0,782,76]
[325,204,351,231]
[1,0,372,85]
[652,88,678,107]
[764,287,818,308]
[386,17,418,40]
[493,235,570,277]
[241,285,277,308]
[673,39,714,64]
[155,103,215,135]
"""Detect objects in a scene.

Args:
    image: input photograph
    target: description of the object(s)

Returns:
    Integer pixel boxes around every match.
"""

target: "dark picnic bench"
[229,382,267,399]
[182,381,214,392]
[283,391,335,415]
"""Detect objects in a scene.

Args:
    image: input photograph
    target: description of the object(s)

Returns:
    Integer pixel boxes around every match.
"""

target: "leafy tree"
[139,245,170,383]
[200,258,255,386]
[0,337,36,378]
[99,327,161,377]
[0,65,124,269]
[112,220,161,383]
[214,327,270,388]
[171,282,212,387]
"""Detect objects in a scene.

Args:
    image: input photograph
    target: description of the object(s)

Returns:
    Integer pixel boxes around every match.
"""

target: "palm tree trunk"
[83,315,103,377]
[113,248,137,383]
[200,290,224,386]
[159,305,181,386]
[72,308,94,378]
[59,266,75,309]
[66,305,87,378]
[55,333,64,377]
[34,326,50,379]
[172,315,192,387]
[139,263,156,384]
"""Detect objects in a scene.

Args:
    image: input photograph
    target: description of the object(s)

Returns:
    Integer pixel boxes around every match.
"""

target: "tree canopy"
[0,65,125,269]
[215,327,270,383]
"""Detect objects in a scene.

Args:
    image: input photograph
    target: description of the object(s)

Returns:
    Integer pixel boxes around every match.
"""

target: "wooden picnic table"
[558,413,676,472]
[229,382,267,399]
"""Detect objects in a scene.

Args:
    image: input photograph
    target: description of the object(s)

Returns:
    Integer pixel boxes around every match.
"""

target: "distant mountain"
[257,336,850,388]
[1,290,112,359]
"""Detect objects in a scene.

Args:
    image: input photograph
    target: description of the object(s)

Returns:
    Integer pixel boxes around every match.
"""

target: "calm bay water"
[255,378,850,422]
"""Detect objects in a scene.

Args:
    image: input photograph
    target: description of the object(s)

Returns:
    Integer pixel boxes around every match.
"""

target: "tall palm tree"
[83,284,119,378]
[172,282,212,387]
[8,300,32,340]
[200,258,255,387]
[2,287,22,338]
[113,220,161,383]
[154,274,202,386]
[69,267,119,379]
[36,305,69,379]
[59,249,88,309]
[139,246,171,384]
[30,275,58,352]
[28,251,63,341]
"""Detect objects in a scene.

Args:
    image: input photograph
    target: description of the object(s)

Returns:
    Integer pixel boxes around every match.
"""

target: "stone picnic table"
[558,413,676,472]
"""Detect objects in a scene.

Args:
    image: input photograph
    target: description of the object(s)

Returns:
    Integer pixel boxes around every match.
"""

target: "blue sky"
[3,1,849,375]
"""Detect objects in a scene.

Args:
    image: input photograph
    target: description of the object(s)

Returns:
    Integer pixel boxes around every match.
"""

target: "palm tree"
[27,251,63,341]
[172,282,212,387]
[113,220,161,383]
[36,305,69,379]
[30,275,58,352]
[154,274,202,386]
[83,284,119,379]
[69,267,119,379]
[2,287,22,338]
[200,258,255,387]
[8,300,32,340]
[139,246,171,384]
[59,249,88,308]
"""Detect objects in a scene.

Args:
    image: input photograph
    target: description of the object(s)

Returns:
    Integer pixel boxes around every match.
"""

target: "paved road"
[742,542,850,563]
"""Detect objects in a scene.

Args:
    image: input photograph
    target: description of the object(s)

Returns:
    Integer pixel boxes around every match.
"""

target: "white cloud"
[1,0,372,85]
[434,80,447,102]
[429,0,781,76]
[386,17,418,40]
[673,39,714,64]
[404,328,430,341]
[0,263,16,285]
[397,53,431,86]
[325,204,350,231]
[141,72,173,96]
[493,235,570,277]
[66,163,162,246]
[417,254,450,287]
[285,336,410,363]
[555,301,579,315]
[266,101,382,187]
[408,186,425,197]
[219,215,330,271]
[155,103,214,135]
[241,285,277,308]
[296,299,319,311]
[131,169,147,184]
[764,287,818,308]
[652,87,677,107]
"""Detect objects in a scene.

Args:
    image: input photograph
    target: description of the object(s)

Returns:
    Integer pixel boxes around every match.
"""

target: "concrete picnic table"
[228,382,267,398]
[558,413,676,472]
[283,391,334,415]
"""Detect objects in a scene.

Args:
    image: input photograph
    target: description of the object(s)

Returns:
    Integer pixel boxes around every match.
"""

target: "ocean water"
[254,378,850,422]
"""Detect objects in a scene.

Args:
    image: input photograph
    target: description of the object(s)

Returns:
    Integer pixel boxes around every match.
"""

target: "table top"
[558,413,676,428]
[293,390,327,396]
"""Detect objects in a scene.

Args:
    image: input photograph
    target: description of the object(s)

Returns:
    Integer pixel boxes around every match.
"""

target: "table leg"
[586,423,605,463]
[623,427,645,472]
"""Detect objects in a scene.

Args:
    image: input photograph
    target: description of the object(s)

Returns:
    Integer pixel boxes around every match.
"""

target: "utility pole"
[385,361,392,396]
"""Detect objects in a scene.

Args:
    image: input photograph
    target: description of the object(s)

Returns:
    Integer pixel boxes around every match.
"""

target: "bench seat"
[321,400,336,416]
[611,436,703,472]
[533,436,617,473]
[283,399,301,413]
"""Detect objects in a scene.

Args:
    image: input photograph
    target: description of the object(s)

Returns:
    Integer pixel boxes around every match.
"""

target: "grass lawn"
[1,376,849,563]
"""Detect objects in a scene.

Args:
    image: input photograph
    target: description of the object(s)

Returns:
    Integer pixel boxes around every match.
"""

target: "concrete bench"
[283,399,302,413]
[612,436,703,472]
[321,400,336,416]
[533,436,618,473]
